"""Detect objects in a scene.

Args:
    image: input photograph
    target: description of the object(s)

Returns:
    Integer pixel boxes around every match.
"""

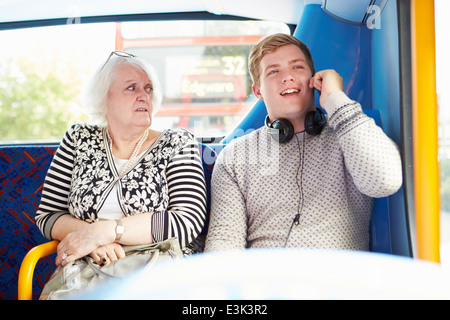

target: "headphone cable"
[284,132,306,247]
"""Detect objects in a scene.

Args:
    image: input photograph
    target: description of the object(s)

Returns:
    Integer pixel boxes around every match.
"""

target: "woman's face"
[106,64,154,130]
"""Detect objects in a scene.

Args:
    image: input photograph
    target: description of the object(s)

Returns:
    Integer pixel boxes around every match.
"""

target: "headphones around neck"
[265,108,327,143]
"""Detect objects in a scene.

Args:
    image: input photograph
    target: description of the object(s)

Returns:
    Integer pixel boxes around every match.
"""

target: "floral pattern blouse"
[36,123,207,250]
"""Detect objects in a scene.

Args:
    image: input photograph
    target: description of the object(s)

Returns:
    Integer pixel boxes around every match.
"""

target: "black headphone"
[265,108,327,143]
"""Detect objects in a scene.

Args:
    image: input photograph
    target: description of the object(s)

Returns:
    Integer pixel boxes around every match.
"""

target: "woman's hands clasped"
[89,243,126,265]
[55,220,125,267]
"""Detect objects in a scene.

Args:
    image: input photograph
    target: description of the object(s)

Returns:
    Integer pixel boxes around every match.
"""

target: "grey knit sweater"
[205,91,402,251]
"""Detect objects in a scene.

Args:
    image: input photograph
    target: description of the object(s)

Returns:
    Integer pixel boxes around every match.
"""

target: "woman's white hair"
[82,53,162,128]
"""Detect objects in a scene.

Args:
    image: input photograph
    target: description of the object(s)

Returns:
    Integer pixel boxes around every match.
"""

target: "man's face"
[253,44,315,121]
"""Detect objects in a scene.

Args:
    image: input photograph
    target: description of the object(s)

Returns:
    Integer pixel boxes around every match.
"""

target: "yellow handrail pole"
[411,0,440,262]
[18,240,59,300]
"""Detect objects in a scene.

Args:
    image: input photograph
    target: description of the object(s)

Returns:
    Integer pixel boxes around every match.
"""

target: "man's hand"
[309,69,344,108]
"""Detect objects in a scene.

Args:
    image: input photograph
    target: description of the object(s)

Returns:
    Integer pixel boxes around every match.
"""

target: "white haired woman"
[36,52,207,267]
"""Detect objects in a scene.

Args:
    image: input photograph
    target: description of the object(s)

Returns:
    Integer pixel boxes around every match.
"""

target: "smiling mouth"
[280,88,300,96]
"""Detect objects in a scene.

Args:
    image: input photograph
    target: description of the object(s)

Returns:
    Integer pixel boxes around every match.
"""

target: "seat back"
[0,118,390,300]
[197,143,217,235]
[363,109,392,253]
[0,146,57,300]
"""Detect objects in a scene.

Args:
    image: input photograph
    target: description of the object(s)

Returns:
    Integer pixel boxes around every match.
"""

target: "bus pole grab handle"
[411,0,440,262]
[18,240,59,300]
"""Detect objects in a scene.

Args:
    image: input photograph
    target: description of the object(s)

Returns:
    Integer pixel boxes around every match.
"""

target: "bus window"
[115,20,290,139]
[0,22,116,144]
[0,20,288,144]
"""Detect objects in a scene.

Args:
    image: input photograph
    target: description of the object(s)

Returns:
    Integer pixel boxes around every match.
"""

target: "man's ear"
[252,85,263,101]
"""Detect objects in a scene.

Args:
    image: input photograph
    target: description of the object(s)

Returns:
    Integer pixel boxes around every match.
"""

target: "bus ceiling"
[0,0,380,31]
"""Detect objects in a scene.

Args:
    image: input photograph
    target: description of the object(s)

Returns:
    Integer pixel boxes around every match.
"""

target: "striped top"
[35,124,207,251]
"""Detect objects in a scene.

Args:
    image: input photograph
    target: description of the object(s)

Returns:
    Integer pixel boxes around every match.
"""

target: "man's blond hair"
[248,33,315,87]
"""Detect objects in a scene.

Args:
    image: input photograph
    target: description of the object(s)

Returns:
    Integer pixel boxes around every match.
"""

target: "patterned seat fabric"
[0,146,57,300]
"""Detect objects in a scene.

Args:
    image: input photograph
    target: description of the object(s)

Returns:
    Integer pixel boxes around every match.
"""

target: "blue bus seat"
[0,145,57,300]
[198,143,217,236]
[363,109,392,253]
[2,111,389,299]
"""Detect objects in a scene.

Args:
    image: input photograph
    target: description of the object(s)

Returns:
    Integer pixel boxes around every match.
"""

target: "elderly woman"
[35,52,207,267]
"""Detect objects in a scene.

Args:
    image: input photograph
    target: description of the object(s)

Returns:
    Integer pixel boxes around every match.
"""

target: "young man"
[204,34,402,251]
